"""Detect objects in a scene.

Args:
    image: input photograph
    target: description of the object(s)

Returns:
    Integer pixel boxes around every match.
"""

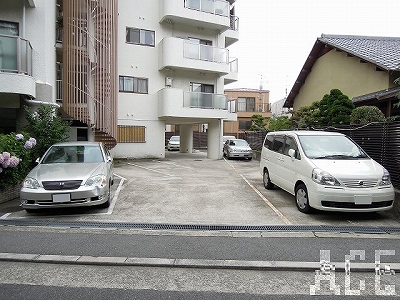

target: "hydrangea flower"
[24,141,34,149]
[0,153,4,165]
[15,134,24,140]
[2,152,10,160]
[28,137,37,146]
[8,156,20,168]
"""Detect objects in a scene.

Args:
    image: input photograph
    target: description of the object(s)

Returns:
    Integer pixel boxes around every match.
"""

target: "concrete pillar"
[207,119,223,159]
[180,124,193,153]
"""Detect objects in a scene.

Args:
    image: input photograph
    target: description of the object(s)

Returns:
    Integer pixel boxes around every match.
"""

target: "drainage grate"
[0,219,399,234]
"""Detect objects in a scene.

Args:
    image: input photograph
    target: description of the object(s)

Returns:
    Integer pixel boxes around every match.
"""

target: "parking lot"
[0,150,399,227]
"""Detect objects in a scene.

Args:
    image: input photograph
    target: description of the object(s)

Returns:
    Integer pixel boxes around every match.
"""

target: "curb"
[1,252,399,272]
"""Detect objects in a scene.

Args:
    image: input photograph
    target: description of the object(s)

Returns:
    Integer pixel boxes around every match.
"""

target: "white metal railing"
[229,58,238,72]
[184,91,228,109]
[0,34,32,75]
[230,15,239,31]
[184,0,229,17]
[184,41,228,63]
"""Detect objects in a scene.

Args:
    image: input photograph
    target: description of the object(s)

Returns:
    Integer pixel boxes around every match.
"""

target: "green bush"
[350,106,386,125]
[0,132,37,190]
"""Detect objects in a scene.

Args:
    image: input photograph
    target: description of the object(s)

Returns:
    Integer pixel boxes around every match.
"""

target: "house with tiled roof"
[224,88,271,134]
[284,34,400,117]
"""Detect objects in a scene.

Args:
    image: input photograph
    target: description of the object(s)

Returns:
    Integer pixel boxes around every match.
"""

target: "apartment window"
[237,97,255,112]
[0,20,18,35]
[239,120,252,131]
[190,82,214,93]
[119,76,148,94]
[126,27,155,46]
[118,125,146,143]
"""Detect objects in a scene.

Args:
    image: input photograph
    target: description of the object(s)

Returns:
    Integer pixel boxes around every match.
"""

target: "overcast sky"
[227,0,399,103]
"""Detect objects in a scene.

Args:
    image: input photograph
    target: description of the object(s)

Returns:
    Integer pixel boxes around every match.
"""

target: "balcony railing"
[229,58,238,72]
[184,41,228,63]
[184,0,229,17]
[0,34,32,75]
[230,15,239,31]
[184,91,228,109]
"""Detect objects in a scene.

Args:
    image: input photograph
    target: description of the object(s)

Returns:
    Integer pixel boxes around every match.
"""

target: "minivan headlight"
[85,175,107,187]
[379,169,391,186]
[312,168,340,186]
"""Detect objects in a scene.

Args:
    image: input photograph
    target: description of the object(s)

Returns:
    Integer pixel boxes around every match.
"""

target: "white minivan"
[260,131,394,213]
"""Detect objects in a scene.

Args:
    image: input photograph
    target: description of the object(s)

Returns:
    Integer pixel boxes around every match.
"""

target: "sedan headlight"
[85,175,107,187]
[379,169,391,186]
[312,168,340,186]
[23,177,40,189]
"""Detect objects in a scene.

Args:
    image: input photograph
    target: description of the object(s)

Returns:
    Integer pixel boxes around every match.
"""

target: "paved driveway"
[1,150,399,227]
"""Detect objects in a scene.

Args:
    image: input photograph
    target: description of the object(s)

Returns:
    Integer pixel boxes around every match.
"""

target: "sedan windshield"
[298,135,368,159]
[229,140,249,147]
[41,145,104,164]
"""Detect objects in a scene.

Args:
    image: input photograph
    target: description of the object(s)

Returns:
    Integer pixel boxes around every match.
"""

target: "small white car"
[167,135,180,151]
[223,138,253,160]
[260,131,394,213]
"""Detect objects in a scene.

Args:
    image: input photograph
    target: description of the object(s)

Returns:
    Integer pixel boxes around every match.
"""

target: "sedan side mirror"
[288,149,297,158]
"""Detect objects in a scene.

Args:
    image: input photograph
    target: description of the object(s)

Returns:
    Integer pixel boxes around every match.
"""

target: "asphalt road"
[0,151,399,298]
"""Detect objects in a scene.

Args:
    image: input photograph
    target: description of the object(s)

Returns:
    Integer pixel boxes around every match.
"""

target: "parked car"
[223,138,253,160]
[167,135,180,151]
[20,142,114,212]
[223,135,236,143]
[260,131,394,213]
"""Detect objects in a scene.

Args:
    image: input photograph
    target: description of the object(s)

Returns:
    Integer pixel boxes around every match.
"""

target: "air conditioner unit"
[165,77,172,87]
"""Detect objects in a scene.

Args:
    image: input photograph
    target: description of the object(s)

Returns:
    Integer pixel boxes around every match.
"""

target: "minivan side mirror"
[288,149,296,158]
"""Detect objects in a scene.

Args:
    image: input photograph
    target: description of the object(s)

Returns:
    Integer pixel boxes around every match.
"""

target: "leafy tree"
[268,115,292,131]
[350,106,386,125]
[319,89,354,126]
[249,114,268,131]
[291,101,320,129]
[24,105,71,159]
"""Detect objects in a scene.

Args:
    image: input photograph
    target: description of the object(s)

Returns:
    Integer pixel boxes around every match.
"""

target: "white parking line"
[127,162,181,178]
[224,158,292,225]
[0,213,11,220]
[100,173,126,215]
[154,160,191,169]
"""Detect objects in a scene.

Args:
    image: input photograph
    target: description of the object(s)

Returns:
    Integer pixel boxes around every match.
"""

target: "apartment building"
[0,0,238,159]
[0,0,58,134]
[224,88,271,135]
[115,0,238,159]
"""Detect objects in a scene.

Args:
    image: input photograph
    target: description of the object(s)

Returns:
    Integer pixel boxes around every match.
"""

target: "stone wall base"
[0,185,20,204]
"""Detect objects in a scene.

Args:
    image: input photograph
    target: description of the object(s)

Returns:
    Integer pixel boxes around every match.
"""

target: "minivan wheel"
[295,183,312,213]
[263,169,274,190]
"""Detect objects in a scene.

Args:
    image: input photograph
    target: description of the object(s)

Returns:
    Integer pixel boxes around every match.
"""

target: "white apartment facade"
[0,0,238,160]
[0,0,58,133]
[114,0,238,159]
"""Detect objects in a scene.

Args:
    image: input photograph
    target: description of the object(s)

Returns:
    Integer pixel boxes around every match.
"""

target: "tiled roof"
[352,86,400,103]
[319,34,400,71]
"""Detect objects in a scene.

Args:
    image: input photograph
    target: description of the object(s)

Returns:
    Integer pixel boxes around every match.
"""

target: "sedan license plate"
[52,193,71,203]
[354,195,372,205]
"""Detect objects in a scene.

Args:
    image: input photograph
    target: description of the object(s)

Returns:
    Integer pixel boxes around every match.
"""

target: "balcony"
[160,0,231,31]
[224,58,238,84]
[0,34,35,97]
[159,37,230,74]
[158,88,236,122]
[224,15,239,47]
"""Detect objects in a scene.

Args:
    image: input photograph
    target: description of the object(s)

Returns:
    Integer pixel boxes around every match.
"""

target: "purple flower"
[24,141,33,149]
[2,152,10,160]
[15,134,24,140]
[28,137,37,147]
[2,159,10,168]
[0,154,4,165]
[8,156,20,168]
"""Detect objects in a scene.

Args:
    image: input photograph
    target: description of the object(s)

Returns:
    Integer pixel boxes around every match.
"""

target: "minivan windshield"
[298,135,369,159]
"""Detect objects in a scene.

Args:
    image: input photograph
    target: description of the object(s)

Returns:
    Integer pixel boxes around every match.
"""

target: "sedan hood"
[27,163,106,182]
[310,159,384,178]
